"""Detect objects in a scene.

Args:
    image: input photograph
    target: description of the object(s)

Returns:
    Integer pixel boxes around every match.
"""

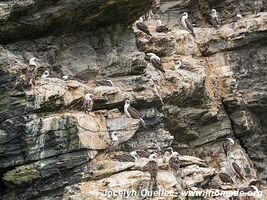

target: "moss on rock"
[3,164,41,187]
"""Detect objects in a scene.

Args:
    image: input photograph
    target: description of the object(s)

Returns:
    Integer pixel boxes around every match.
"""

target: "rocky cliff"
[0,0,266,200]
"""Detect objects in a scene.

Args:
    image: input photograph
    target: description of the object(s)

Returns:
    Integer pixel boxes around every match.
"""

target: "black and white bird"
[229,196,241,200]
[26,57,39,85]
[156,20,171,33]
[169,151,180,172]
[144,53,160,62]
[236,14,243,20]
[165,147,178,155]
[61,75,83,82]
[136,149,151,158]
[164,147,178,163]
[41,70,50,79]
[254,0,263,17]
[129,151,139,162]
[124,100,146,127]
[105,131,120,156]
[244,165,251,177]
[229,155,244,180]
[144,11,152,21]
[208,180,222,190]
[218,167,234,185]
[181,12,196,38]
[222,138,235,156]
[175,60,182,70]
[95,80,114,87]
[62,75,69,80]
[232,14,243,27]
[248,178,260,186]
[165,147,175,154]
[211,9,220,28]
[111,151,139,162]
[150,54,165,74]
[83,93,93,114]
[163,150,171,164]
[148,153,158,183]
[136,17,152,36]
[239,185,259,192]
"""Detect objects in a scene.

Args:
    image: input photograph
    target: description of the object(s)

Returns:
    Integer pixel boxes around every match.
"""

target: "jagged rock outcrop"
[159,0,267,26]
[137,2,267,185]
[0,0,155,43]
[0,0,266,199]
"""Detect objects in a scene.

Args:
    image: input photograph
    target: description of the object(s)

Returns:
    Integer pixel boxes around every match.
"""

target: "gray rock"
[0,0,155,43]
[1,1,267,199]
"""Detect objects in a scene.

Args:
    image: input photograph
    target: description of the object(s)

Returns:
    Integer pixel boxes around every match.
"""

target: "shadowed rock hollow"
[0,0,155,43]
[0,0,266,200]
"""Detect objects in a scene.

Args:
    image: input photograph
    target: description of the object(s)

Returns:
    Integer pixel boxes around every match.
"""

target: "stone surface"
[0,0,155,43]
[159,0,267,27]
[0,0,266,199]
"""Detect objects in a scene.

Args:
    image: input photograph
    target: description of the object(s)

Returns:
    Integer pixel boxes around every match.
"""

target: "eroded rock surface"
[0,0,266,200]
[0,0,155,43]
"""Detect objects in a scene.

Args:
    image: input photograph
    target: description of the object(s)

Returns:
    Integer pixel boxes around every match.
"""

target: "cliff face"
[0,0,266,200]
[0,0,155,43]
[160,0,267,25]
